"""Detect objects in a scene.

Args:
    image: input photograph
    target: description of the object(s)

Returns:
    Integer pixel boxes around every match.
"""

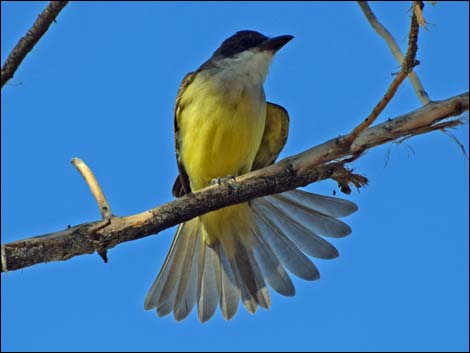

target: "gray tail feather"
[144,190,358,322]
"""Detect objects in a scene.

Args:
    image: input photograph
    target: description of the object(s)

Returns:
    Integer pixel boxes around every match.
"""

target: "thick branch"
[1,1,68,88]
[358,1,432,105]
[1,92,467,272]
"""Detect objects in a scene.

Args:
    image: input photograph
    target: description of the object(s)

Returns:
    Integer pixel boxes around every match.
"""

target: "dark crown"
[212,30,268,58]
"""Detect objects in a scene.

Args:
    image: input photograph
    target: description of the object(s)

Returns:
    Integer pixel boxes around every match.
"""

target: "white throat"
[213,50,274,87]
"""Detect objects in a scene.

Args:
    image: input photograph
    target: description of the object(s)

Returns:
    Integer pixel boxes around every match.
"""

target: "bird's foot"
[209,175,236,186]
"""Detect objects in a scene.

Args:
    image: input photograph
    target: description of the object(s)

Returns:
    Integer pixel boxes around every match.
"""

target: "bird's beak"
[259,35,294,52]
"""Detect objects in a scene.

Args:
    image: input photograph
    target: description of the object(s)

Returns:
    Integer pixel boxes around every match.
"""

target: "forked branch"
[357,1,431,105]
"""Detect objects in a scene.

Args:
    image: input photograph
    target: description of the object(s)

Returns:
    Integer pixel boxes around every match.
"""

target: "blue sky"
[1,1,468,352]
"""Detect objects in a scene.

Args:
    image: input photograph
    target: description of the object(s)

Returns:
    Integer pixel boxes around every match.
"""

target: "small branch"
[345,3,420,146]
[71,158,112,219]
[71,158,112,263]
[357,1,431,105]
[1,92,467,272]
[1,1,69,88]
[345,71,409,147]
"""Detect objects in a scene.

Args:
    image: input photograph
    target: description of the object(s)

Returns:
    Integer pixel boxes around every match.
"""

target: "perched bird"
[144,30,358,322]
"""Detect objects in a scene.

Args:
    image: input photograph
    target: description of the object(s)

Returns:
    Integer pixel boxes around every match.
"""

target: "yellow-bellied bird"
[144,30,358,322]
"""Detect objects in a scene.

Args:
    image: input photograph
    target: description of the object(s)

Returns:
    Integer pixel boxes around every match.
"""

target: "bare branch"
[71,158,112,219]
[346,5,420,146]
[1,1,68,88]
[357,1,431,105]
[1,92,467,272]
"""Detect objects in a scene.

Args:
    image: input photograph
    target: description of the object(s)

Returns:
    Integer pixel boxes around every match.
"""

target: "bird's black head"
[211,30,293,59]
[212,30,268,58]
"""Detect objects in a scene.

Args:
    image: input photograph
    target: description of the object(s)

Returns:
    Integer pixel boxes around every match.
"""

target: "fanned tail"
[144,189,358,322]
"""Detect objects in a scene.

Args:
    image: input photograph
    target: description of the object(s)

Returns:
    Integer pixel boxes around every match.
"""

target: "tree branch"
[1,92,467,273]
[357,1,432,105]
[1,1,68,88]
[345,3,420,146]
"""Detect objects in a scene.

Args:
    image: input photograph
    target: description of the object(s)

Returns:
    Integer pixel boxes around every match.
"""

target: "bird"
[144,30,358,322]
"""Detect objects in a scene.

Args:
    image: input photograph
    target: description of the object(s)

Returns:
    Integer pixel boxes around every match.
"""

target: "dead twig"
[71,158,112,219]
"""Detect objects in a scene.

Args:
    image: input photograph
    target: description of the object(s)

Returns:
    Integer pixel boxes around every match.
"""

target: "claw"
[209,176,237,195]
[209,175,236,186]
[285,163,296,176]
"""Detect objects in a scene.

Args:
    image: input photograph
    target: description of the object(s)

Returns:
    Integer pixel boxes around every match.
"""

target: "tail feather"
[145,189,358,322]
[269,194,353,238]
[253,198,339,259]
[235,238,271,310]
[158,222,198,309]
[229,247,258,314]
[173,224,199,312]
[197,243,221,322]
[174,230,200,321]
[279,189,358,218]
[144,223,186,311]
[218,243,240,320]
[157,282,178,317]
[252,206,320,281]
[252,228,295,296]
[246,249,271,309]
[156,222,198,318]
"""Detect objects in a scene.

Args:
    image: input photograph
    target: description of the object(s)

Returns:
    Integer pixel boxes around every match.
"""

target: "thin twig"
[1,1,69,88]
[71,158,112,219]
[357,1,431,105]
[345,71,409,147]
[1,92,467,272]
[345,2,421,147]
[441,129,469,160]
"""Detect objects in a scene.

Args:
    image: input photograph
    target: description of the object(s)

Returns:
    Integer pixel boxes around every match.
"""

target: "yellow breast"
[178,73,266,191]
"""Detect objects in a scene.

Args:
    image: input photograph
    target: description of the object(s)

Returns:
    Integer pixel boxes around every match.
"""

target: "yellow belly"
[177,73,266,252]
